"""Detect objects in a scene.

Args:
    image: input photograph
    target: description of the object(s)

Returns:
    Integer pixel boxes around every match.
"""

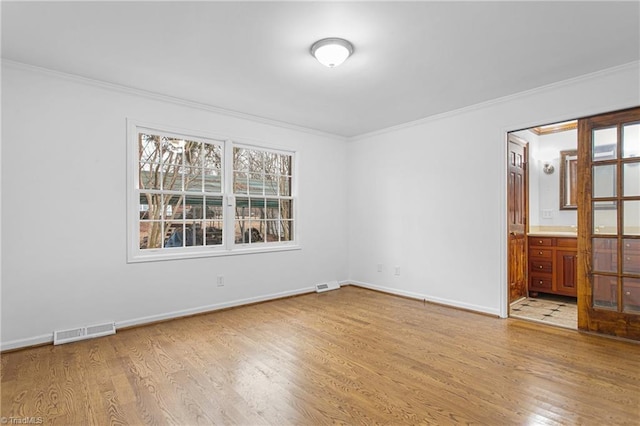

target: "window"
[128,121,297,262]
[233,147,294,244]
[137,131,224,251]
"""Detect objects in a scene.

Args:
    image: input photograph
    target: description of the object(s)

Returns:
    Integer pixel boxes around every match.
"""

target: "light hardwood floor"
[2,286,639,425]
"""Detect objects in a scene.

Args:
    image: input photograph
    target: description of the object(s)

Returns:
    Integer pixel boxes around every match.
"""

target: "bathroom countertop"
[527,232,577,237]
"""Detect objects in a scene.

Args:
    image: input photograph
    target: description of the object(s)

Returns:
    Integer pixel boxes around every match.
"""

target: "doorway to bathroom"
[507,106,640,340]
[508,120,579,330]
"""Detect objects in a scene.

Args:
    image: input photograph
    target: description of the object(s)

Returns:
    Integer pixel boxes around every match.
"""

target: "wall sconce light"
[310,38,354,68]
[543,163,555,174]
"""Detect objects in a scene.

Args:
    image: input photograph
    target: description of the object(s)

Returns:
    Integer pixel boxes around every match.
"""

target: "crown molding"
[1,59,347,142]
[348,61,640,142]
[4,59,638,143]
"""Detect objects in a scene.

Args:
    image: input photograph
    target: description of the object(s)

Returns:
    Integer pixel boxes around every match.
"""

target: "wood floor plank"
[2,286,639,425]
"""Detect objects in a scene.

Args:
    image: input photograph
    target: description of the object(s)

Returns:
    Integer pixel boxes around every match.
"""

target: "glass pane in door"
[623,163,640,196]
[593,201,617,235]
[623,277,640,313]
[623,123,640,158]
[593,127,617,161]
[593,275,617,309]
[593,238,617,273]
[593,164,616,198]
[623,239,640,274]
[623,200,640,236]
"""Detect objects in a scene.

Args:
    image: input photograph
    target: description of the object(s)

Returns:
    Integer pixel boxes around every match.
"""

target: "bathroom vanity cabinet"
[528,236,577,297]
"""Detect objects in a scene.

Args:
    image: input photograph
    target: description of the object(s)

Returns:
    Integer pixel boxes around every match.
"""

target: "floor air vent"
[54,322,116,345]
[316,281,340,293]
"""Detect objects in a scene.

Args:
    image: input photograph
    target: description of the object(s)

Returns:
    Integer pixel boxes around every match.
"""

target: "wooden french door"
[577,106,640,340]
[508,135,528,303]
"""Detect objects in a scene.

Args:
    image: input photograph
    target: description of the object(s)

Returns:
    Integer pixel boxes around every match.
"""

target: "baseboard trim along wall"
[0,286,316,352]
[346,280,501,317]
[1,281,497,351]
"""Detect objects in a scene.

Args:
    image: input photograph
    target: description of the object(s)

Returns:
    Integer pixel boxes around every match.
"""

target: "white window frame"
[127,120,299,263]
[230,143,297,249]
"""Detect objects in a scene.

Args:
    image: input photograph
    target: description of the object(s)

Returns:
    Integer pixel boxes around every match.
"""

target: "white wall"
[347,62,640,317]
[1,63,349,349]
[520,128,578,228]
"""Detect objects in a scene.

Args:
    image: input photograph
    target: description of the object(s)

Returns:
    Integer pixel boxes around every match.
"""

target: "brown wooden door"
[508,135,528,303]
[577,106,640,340]
[556,250,578,295]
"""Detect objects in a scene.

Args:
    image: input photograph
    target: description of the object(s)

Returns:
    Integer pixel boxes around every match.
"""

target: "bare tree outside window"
[138,133,223,249]
[131,125,296,260]
[233,147,293,244]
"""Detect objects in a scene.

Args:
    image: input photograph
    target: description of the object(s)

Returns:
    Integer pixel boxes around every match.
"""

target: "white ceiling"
[2,1,639,137]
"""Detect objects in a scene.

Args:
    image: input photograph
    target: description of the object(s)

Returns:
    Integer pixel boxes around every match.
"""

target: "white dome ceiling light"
[310,38,354,68]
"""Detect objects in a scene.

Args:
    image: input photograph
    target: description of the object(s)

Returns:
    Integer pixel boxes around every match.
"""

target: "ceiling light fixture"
[310,38,354,68]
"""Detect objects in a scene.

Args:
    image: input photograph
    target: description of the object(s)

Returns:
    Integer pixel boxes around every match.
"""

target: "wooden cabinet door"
[556,250,578,296]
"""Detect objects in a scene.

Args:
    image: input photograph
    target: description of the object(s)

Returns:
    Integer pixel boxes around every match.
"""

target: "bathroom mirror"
[561,145,617,210]
[560,150,578,210]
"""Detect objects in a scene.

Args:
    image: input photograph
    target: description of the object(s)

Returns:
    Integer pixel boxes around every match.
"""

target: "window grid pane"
[623,200,640,236]
[592,238,617,273]
[623,123,640,159]
[623,162,640,197]
[623,239,640,274]
[592,127,617,161]
[139,134,162,164]
[593,275,617,310]
[593,164,616,198]
[204,169,222,193]
[593,201,617,235]
[139,162,161,190]
[623,277,640,313]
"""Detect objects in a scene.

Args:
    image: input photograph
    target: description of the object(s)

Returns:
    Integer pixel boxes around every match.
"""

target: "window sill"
[127,244,301,263]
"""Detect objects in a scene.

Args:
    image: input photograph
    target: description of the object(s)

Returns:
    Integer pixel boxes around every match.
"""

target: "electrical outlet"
[216,275,224,287]
[542,209,553,219]
[394,266,401,276]
[377,264,383,272]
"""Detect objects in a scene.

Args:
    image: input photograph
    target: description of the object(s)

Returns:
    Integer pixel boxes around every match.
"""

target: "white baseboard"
[116,286,315,329]
[1,282,498,351]
[1,286,315,351]
[347,280,501,317]
[1,333,55,351]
